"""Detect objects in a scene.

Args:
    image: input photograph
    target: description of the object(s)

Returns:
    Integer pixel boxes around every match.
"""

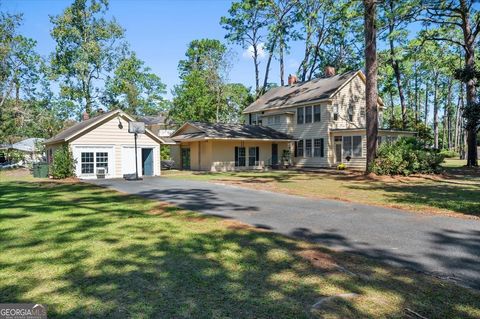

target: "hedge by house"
[371,137,445,176]
[50,145,76,179]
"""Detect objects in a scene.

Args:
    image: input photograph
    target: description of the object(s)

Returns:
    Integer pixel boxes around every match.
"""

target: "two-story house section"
[243,68,415,169]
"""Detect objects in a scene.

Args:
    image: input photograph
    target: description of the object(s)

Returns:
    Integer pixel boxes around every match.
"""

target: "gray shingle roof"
[44,110,120,145]
[172,122,295,141]
[243,70,359,113]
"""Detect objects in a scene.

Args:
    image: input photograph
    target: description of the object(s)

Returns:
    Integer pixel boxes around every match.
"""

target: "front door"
[271,143,278,167]
[142,148,154,176]
[181,148,191,170]
[335,140,342,163]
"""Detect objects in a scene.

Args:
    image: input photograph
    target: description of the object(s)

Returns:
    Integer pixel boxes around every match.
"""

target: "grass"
[0,170,480,318]
[163,160,480,218]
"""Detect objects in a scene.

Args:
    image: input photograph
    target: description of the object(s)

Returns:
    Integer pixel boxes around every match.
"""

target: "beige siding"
[69,115,161,178]
[246,73,386,168]
[178,140,289,172]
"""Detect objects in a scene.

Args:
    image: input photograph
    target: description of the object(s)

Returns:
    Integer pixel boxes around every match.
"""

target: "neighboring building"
[137,113,175,138]
[170,122,295,171]
[0,138,45,164]
[44,109,165,179]
[243,69,415,169]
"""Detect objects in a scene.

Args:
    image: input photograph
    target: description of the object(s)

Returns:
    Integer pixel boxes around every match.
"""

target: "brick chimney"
[288,74,298,86]
[324,66,336,77]
[82,112,90,121]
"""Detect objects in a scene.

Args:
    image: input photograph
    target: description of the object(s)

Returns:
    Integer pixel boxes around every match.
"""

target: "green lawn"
[164,160,480,218]
[1,170,479,318]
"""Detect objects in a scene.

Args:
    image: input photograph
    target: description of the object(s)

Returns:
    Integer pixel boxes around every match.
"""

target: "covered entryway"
[181,148,190,170]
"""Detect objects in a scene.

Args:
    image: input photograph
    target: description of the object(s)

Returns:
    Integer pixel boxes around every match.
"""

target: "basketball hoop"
[127,121,145,181]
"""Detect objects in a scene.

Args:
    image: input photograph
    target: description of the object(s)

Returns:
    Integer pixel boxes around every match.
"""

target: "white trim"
[72,145,116,179]
[45,110,166,145]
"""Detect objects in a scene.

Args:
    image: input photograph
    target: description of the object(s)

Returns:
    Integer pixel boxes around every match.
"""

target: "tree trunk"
[424,82,428,127]
[414,63,419,123]
[460,0,478,166]
[253,43,260,96]
[433,74,439,149]
[279,39,285,86]
[364,0,378,172]
[388,27,407,129]
[261,40,277,95]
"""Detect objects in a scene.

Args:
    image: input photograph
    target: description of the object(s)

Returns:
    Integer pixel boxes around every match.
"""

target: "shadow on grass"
[0,180,479,318]
[343,180,480,216]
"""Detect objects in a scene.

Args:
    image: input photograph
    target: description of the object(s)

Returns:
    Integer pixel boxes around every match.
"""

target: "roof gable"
[44,110,165,145]
[243,70,360,113]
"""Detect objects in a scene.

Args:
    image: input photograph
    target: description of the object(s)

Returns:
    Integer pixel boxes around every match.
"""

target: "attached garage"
[44,109,165,179]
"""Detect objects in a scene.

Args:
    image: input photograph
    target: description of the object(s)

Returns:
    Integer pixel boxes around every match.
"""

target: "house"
[170,122,295,171]
[137,113,176,138]
[44,109,165,179]
[0,138,45,164]
[242,68,415,169]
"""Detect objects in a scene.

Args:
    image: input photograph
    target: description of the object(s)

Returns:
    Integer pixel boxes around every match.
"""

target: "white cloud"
[242,43,265,60]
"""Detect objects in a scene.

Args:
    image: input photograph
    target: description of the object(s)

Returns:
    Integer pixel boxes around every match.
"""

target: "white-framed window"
[305,139,312,157]
[235,147,246,166]
[297,140,304,157]
[248,147,258,166]
[342,136,362,158]
[81,152,94,174]
[314,105,321,122]
[297,107,304,124]
[353,136,362,157]
[274,115,281,124]
[305,106,312,123]
[267,116,274,125]
[343,136,352,157]
[314,138,324,157]
[333,105,339,121]
[96,152,109,173]
[251,114,262,125]
[348,105,354,121]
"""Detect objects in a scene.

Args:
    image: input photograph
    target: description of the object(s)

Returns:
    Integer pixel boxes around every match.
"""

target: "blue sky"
[2,0,303,99]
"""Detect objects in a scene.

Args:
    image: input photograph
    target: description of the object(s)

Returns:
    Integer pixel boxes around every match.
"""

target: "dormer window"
[333,105,339,121]
[348,105,354,122]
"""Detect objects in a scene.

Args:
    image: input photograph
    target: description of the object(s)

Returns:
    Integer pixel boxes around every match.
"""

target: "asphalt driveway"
[89,176,480,289]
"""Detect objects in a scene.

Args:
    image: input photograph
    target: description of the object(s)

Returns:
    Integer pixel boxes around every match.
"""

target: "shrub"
[439,149,458,158]
[50,145,76,179]
[371,137,445,176]
[337,163,346,170]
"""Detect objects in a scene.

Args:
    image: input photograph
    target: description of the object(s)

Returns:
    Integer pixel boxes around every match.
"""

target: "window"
[343,136,352,157]
[250,114,257,125]
[267,116,274,125]
[352,136,362,157]
[341,135,362,158]
[333,105,339,121]
[334,136,342,142]
[297,140,304,157]
[81,152,94,174]
[348,105,354,121]
[235,147,246,166]
[314,138,324,157]
[96,152,109,173]
[305,139,312,157]
[314,105,321,122]
[305,106,312,123]
[248,147,259,166]
[274,115,281,124]
[297,107,304,124]
[251,114,262,125]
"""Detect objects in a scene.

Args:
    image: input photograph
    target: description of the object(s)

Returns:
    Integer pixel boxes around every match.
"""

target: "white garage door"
[122,146,142,177]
